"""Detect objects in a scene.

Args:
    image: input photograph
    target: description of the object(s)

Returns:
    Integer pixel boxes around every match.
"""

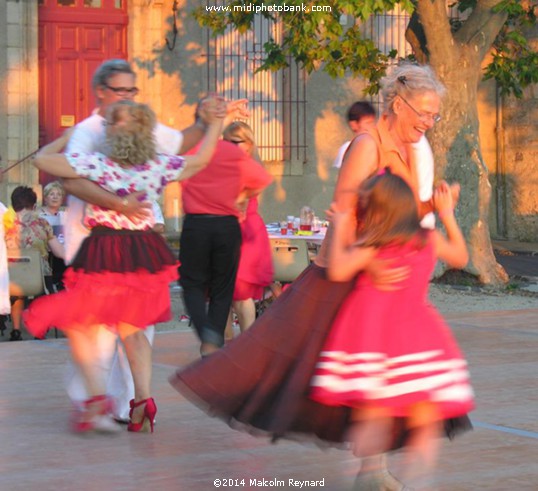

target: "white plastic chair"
[7,248,45,297]
[270,238,311,283]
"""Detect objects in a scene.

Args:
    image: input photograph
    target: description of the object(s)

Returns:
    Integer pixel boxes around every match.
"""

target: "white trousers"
[64,325,155,420]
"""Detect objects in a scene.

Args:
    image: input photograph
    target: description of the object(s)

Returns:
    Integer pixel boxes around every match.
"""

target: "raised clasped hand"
[433,180,456,214]
[226,98,249,120]
[198,94,226,126]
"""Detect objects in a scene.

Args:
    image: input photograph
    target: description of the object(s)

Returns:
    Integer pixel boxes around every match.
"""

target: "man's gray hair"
[91,59,136,91]
[380,62,446,113]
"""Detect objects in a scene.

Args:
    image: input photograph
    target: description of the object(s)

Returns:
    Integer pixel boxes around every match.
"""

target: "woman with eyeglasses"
[221,122,274,337]
[39,181,67,293]
[170,63,469,490]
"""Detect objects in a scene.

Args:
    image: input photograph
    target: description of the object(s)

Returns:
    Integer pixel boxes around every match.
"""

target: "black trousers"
[179,214,241,347]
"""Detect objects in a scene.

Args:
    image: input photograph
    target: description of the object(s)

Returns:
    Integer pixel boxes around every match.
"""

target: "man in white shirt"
[333,101,376,169]
[62,59,218,421]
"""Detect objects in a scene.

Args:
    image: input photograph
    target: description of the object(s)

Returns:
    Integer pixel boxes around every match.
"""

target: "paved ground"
[0,239,536,490]
[493,239,538,278]
[0,304,537,490]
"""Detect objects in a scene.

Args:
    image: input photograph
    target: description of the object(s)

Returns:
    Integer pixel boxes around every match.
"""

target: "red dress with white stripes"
[309,233,474,419]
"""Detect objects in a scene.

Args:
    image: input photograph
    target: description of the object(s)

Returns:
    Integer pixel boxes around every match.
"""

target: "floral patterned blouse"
[5,210,55,276]
[65,152,186,231]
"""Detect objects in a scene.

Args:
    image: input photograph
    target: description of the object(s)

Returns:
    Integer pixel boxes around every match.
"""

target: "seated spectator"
[4,186,64,341]
[39,181,67,292]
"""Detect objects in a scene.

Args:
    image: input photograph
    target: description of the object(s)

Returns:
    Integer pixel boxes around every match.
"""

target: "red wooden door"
[38,0,128,182]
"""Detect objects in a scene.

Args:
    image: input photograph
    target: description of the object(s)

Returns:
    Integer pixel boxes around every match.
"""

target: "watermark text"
[205,3,332,14]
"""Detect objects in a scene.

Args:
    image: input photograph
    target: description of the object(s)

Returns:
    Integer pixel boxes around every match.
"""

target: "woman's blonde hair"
[43,181,65,200]
[222,121,261,162]
[105,100,156,166]
[357,170,424,247]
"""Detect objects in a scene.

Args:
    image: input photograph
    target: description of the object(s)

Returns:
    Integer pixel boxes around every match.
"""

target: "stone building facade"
[0,0,40,198]
[0,0,536,242]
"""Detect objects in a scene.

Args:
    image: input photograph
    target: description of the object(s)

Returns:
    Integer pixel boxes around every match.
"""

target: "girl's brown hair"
[356,170,424,247]
[105,100,156,166]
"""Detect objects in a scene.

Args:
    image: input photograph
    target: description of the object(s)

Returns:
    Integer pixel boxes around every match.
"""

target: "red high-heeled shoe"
[72,395,122,434]
[127,397,157,433]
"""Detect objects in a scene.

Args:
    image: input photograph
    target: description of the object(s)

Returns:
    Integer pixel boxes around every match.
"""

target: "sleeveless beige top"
[315,115,419,268]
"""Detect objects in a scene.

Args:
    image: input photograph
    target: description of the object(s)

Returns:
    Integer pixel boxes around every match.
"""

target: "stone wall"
[1,0,39,204]
[129,0,206,233]
[0,1,535,241]
[0,1,7,201]
[478,21,538,242]
[501,88,538,241]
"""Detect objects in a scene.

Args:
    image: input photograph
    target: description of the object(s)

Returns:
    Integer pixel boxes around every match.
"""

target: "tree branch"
[405,12,428,63]
[454,0,509,61]
[415,0,458,68]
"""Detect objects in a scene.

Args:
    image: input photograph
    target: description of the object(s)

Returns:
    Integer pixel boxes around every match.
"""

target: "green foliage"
[193,0,538,98]
[483,1,538,97]
[493,0,534,18]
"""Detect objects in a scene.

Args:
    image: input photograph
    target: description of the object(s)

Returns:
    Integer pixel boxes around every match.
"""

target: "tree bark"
[407,0,509,285]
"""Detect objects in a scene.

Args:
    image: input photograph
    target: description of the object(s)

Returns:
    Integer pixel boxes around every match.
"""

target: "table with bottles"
[266,207,327,246]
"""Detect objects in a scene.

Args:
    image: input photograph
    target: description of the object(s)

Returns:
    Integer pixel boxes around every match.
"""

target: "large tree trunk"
[430,53,508,284]
[407,2,509,285]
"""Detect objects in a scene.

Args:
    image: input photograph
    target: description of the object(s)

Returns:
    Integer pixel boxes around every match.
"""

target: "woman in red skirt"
[24,100,223,434]
[222,122,274,336]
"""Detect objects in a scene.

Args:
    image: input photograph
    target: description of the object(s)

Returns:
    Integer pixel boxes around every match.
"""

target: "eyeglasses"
[104,85,139,96]
[398,94,441,124]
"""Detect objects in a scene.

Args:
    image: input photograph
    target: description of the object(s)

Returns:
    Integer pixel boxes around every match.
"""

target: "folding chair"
[270,238,311,283]
[6,247,49,338]
[7,248,45,297]
[257,238,311,316]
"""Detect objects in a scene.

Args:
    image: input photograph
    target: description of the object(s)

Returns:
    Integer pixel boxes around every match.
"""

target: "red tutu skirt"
[233,280,264,302]
[23,227,179,338]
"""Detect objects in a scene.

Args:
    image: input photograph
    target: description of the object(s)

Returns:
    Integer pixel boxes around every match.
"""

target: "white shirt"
[413,136,436,230]
[333,140,351,169]
[151,201,164,226]
[64,113,183,263]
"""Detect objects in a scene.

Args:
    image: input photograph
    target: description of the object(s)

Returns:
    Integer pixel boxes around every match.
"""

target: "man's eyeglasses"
[104,85,139,96]
[398,94,441,124]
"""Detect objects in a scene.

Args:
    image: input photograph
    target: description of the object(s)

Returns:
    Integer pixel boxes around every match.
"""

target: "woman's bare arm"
[48,237,65,260]
[176,119,224,181]
[333,134,379,211]
[327,206,377,281]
